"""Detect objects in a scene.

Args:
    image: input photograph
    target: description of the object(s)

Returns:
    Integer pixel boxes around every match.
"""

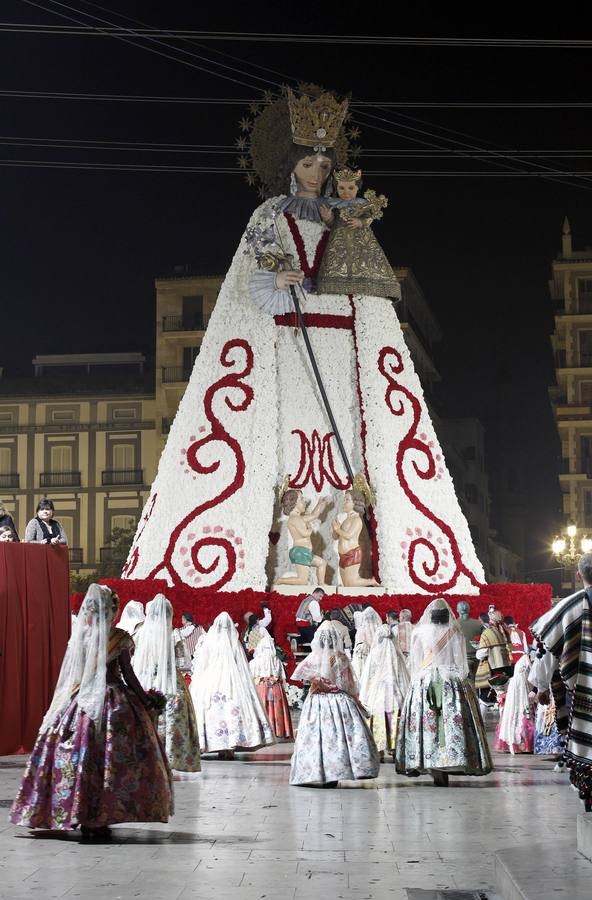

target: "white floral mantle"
[123,199,485,595]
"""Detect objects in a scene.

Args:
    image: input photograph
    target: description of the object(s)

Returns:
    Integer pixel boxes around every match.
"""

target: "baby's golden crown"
[334,166,362,183]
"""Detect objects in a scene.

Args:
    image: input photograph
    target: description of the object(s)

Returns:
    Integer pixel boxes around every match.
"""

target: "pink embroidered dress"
[10,585,173,832]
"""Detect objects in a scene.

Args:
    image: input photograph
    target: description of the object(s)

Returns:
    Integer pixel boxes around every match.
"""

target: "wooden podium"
[0,544,70,754]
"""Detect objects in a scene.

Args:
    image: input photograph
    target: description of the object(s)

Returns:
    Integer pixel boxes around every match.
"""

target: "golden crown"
[287,87,349,151]
[334,166,362,183]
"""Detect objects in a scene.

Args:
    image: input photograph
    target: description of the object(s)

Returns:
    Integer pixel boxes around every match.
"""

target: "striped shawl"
[531,588,592,799]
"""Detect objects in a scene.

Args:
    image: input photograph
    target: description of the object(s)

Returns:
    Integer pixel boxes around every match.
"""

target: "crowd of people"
[11,577,582,842]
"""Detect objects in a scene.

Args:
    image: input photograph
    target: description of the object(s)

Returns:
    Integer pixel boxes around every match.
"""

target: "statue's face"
[293,154,332,197]
[295,492,306,514]
[342,493,354,513]
[336,179,358,200]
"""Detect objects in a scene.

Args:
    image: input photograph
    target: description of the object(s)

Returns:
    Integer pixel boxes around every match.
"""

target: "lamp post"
[551,523,592,589]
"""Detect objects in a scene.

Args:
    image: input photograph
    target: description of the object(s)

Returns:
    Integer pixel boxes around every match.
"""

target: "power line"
[3,158,592,176]
[15,2,592,192]
[3,136,592,159]
[2,89,592,109]
[3,24,592,46]
[18,0,279,91]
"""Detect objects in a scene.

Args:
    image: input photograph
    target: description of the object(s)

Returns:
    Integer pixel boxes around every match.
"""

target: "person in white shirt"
[295,588,325,644]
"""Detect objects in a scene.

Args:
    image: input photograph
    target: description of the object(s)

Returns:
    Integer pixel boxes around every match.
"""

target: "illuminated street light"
[551,523,592,566]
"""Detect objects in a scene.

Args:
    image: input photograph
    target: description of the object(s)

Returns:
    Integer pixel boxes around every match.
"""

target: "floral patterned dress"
[10,630,173,831]
[157,641,201,772]
[395,624,492,776]
[290,677,380,786]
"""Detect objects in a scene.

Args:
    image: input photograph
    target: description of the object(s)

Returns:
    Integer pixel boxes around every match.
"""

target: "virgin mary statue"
[123,84,485,596]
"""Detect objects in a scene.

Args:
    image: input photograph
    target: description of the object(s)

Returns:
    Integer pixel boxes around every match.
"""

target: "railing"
[100,547,117,562]
[101,469,144,485]
[162,315,209,332]
[40,471,81,487]
[0,473,19,489]
[69,547,83,565]
[162,366,191,384]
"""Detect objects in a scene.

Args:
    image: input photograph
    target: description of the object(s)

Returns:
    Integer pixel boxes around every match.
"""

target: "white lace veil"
[292,621,359,695]
[191,611,265,711]
[117,599,145,635]
[132,593,177,696]
[359,623,410,713]
[355,606,382,646]
[409,597,468,678]
[498,652,532,752]
[249,627,283,679]
[41,583,117,732]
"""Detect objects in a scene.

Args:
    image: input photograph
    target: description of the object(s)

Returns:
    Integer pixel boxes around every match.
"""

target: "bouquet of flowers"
[146,688,167,713]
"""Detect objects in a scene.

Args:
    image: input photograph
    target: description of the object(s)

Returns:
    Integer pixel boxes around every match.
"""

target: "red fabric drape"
[76,578,553,680]
[0,544,70,754]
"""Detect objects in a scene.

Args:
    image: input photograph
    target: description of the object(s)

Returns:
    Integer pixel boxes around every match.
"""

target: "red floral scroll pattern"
[378,346,483,591]
[122,492,158,578]
[289,429,351,492]
[147,340,253,589]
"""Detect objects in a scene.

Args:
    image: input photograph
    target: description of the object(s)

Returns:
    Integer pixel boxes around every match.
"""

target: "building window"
[50,445,73,472]
[112,408,136,420]
[0,411,14,425]
[111,515,136,532]
[113,444,135,470]
[0,446,11,474]
[584,491,592,528]
[580,382,592,403]
[578,278,592,313]
[182,346,200,377]
[579,330,592,367]
[463,446,477,462]
[182,295,205,330]
[57,516,74,544]
[51,410,76,423]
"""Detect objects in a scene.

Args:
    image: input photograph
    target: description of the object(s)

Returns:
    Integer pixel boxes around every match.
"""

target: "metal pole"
[289,284,355,486]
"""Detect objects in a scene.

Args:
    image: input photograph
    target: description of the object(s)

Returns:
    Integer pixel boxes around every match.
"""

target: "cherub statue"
[331,489,379,587]
[276,488,328,587]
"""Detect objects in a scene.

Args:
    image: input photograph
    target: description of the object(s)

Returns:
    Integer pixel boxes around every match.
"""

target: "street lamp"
[551,522,592,570]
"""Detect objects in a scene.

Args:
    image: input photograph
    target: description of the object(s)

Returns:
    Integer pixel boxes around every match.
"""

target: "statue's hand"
[319,204,334,224]
[276,270,304,290]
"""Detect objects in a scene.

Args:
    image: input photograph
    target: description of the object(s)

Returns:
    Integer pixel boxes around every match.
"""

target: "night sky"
[3,5,592,582]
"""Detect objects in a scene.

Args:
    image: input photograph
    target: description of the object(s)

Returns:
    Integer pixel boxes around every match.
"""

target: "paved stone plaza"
[0,715,586,900]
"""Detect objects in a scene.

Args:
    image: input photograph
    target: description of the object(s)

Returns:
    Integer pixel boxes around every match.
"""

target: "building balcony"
[69,547,83,565]
[101,469,144,485]
[100,546,118,563]
[162,366,191,384]
[40,471,81,488]
[162,315,209,333]
[0,473,19,489]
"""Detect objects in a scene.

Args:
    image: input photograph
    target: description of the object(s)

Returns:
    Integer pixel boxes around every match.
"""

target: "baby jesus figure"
[317,167,400,299]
